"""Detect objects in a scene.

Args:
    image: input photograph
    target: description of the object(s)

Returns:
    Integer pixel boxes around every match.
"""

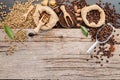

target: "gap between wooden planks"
[0,29,120,79]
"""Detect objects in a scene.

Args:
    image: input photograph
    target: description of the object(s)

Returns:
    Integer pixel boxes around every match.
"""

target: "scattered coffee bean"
[94,55,99,59]
[94,50,96,52]
[101,64,103,66]
[86,59,89,61]
[101,59,103,61]
[96,61,101,64]
[106,60,109,63]
[94,47,96,49]
[117,34,119,36]
[91,55,93,58]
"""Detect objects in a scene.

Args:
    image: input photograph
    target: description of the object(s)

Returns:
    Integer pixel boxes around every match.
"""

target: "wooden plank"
[0,29,120,42]
[0,42,120,79]
[0,29,117,42]
[0,29,91,42]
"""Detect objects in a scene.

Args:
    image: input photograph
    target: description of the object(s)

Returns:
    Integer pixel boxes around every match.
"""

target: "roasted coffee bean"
[117,34,119,36]
[94,56,99,59]
[86,59,89,61]
[106,60,109,63]
[96,61,101,64]
[101,59,103,61]
[91,55,93,58]
[101,64,103,66]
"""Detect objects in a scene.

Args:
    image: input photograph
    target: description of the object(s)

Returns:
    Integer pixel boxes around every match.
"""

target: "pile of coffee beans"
[87,10,100,24]
[97,25,113,42]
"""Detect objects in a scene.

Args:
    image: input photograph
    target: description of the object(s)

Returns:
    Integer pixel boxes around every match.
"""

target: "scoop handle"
[34,22,43,33]
[60,5,67,14]
[87,41,99,53]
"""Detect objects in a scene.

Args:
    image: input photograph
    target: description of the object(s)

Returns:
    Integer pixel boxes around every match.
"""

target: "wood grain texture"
[0,29,120,79]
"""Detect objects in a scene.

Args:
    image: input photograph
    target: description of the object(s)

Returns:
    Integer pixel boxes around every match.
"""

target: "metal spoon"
[87,23,115,53]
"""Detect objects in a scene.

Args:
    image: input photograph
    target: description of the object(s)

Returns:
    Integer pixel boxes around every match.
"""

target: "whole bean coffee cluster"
[97,25,113,42]
[87,10,100,24]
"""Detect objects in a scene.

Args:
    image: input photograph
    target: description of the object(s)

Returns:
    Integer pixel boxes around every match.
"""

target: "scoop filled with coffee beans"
[87,23,114,53]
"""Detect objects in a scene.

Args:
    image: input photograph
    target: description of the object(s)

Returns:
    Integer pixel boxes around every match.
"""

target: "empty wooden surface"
[0,29,120,79]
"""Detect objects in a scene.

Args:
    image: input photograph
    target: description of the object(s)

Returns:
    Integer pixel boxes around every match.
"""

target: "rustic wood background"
[0,0,120,79]
[0,29,120,79]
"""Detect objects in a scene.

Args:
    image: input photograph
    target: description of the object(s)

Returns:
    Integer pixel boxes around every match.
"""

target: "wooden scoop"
[60,5,74,27]
[34,13,50,33]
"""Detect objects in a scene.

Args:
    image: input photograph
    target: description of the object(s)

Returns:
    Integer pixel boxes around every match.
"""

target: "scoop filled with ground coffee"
[87,23,114,53]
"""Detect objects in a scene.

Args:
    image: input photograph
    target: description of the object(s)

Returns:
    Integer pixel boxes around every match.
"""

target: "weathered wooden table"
[0,29,120,79]
[0,0,120,79]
